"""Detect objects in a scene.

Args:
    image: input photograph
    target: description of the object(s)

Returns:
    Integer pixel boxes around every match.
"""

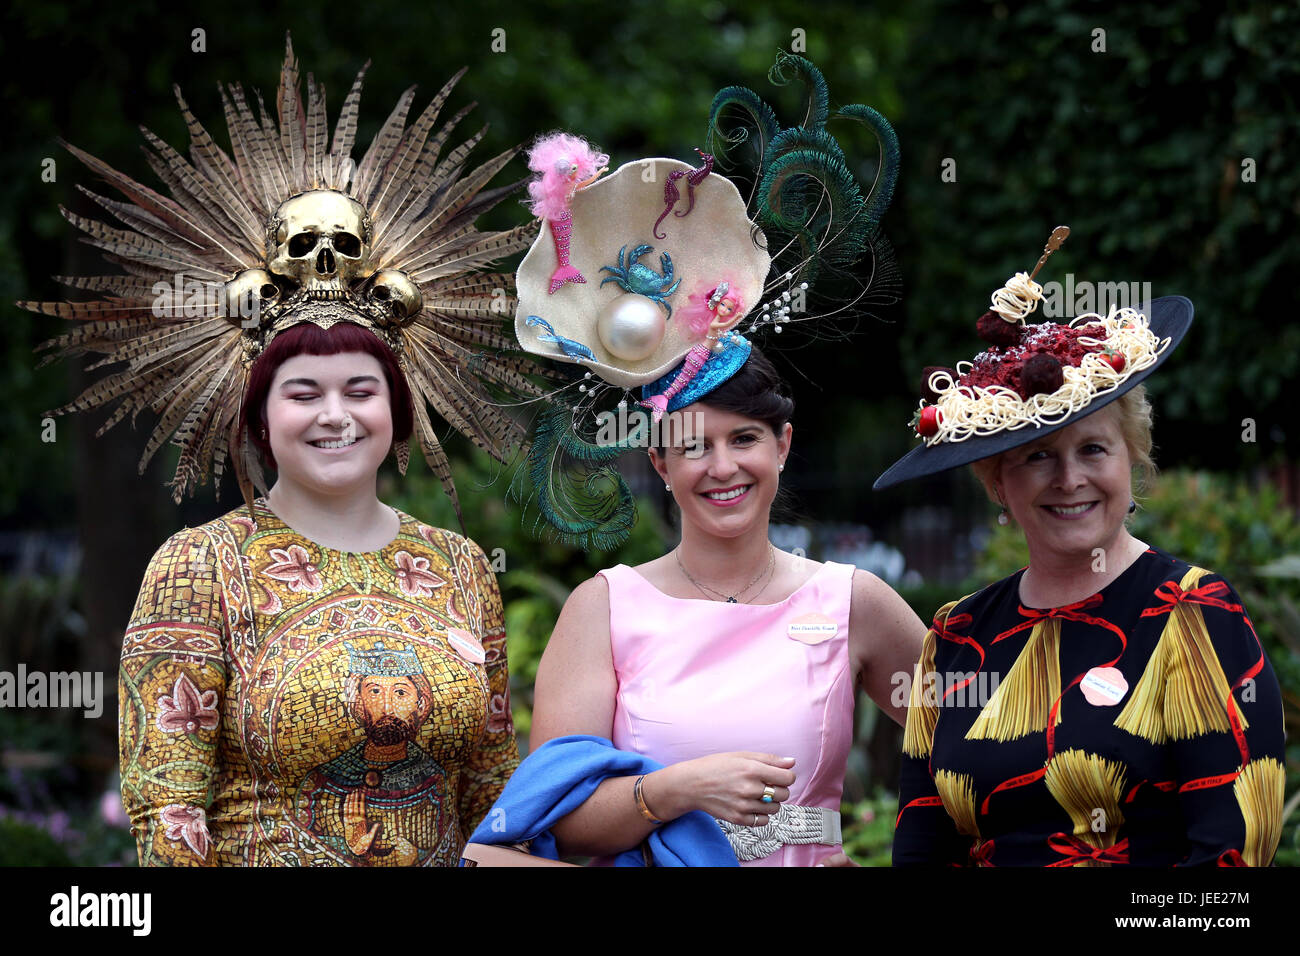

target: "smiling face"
[649,403,791,539]
[265,351,393,497]
[994,404,1134,566]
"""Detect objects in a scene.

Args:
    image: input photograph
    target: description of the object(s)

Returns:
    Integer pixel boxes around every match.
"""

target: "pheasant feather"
[20,32,547,513]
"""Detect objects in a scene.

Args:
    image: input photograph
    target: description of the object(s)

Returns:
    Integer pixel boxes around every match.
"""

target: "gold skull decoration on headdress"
[22,35,547,521]
[268,190,374,300]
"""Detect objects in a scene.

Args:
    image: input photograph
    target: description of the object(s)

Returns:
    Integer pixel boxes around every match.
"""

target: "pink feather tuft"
[525,132,609,221]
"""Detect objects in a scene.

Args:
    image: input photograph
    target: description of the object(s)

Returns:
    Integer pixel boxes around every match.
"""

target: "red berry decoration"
[1101,349,1125,372]
[976,310,1022,347]
[914,405,942,437]
[1021,353,1064,397]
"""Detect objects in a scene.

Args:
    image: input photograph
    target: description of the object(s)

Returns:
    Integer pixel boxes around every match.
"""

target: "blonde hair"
[970,386,1157,505]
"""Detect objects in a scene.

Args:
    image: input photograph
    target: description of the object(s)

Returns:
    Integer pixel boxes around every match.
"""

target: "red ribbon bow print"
[993,593,1126,647]
[1046,833,1130,866]
[1142,575,1262,775]
[991,594,1128,758]
[970,839,996,867]
[1140,579,1242,618]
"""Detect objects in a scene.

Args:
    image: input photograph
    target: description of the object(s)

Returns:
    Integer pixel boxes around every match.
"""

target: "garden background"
[1,0,1297,865]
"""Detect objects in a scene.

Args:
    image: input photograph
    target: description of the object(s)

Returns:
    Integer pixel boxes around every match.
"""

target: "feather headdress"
[21,34,546,523]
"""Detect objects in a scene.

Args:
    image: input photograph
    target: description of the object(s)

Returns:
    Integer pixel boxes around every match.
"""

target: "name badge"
[787,613,838,644]
[447,627,486,664]
[1080,666,1128,706]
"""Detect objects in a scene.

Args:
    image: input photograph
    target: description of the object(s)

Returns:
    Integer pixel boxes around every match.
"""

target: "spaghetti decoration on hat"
[510,53,900,549]
[874,227,1194,490]
[20,34,552,526]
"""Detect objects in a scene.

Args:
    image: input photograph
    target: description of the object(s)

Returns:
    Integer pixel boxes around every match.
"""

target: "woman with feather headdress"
[22,38,545,866]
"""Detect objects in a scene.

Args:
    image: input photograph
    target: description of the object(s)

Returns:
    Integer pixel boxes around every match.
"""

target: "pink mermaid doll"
[639,280,744,423]
[526,133,609,294]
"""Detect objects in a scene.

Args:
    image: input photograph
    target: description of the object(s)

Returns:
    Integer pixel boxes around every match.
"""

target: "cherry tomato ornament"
[914,405,942,437]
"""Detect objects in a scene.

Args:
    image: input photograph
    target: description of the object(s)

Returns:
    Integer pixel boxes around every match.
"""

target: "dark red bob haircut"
[244,322,415,469]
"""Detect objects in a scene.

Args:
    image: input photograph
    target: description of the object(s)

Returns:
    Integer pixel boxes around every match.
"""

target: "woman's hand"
[817,851,859,867]
[646,752,795,827]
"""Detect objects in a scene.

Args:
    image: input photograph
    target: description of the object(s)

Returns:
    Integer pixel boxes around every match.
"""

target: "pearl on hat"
[596,294,666,362]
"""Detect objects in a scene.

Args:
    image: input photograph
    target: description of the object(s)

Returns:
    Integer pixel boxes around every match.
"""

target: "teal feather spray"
[706,52,900,293]
[512,402,640,551]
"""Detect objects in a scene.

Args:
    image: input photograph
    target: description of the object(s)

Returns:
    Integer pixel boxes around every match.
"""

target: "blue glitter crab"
[599,243,681,318]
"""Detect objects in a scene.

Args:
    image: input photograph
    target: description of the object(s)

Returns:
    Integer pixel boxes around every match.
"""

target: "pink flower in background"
[99,790,130,828]
[262,545,322,592]
[160,804,210,860]
[392,550,446,597]
[156,673,219,734]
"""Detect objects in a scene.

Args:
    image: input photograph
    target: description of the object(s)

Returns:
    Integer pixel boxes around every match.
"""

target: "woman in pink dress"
[528,347,926,866]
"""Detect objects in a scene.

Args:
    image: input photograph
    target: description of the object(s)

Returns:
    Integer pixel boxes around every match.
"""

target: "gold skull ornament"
[268,190,372,299]
[367,269,423,322]
[223,268,280,326]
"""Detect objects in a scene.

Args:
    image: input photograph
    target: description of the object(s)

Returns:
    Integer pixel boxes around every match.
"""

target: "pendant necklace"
[676,545,775,603]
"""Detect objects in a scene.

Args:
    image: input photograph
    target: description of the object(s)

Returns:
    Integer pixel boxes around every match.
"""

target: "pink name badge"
[1080,666,1128,706]
[447,628,486,664]
[787,613,838,645]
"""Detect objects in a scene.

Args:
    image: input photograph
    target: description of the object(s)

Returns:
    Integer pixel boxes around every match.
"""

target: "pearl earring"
[665,483,671,492]
[997,510,1009,526]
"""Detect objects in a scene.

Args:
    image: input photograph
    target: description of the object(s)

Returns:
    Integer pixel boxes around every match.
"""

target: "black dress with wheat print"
[892,547,1285,866]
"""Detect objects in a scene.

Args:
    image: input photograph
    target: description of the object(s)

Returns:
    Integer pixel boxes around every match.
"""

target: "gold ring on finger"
[761,785,776,803]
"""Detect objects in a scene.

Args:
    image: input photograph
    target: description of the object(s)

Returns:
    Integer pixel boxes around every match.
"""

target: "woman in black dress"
[876,239,1285,866]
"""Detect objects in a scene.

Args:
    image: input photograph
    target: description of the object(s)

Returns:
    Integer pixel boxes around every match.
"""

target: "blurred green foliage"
[0,819,73,866]
[840,793,899,866]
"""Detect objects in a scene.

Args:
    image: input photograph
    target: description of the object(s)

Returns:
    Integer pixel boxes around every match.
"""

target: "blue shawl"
[467,734,738,866]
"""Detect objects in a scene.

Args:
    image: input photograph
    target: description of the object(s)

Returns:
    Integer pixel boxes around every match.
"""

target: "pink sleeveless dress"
[600,561,856,867]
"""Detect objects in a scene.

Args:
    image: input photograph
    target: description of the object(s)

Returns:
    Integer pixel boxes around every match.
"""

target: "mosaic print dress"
[893,547,1285,866]
[119,500,517,866]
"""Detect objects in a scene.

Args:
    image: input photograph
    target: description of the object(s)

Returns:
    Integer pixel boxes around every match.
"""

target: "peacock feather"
[707,51,900,291]
[511,402,639,552]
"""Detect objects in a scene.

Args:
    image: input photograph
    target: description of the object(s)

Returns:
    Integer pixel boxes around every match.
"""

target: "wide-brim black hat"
[873,295,1193,490]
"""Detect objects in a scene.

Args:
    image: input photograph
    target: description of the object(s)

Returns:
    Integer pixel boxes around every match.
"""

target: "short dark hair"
[243,322,414,469]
